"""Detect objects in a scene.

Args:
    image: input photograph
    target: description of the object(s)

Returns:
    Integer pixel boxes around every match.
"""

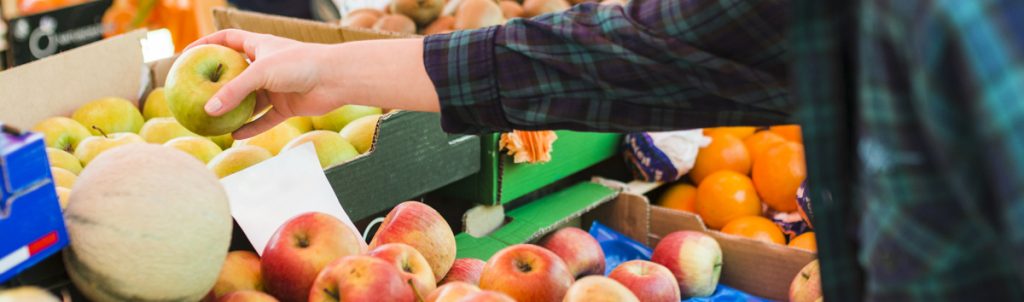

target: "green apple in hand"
[143,87,174,120]
[139,117,200,144]
[165,137,223,164]
[72,97,145,135]
[165,44,257,136]
[73,129,145,166]
[311,105,383,132]
[32,117,92,152]
[283,130,360,169]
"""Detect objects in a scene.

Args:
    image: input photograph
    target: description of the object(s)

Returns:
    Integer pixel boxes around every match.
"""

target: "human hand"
[185,29,346,139]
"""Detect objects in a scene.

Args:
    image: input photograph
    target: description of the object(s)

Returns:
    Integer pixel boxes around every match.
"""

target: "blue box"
[0,124,68,283]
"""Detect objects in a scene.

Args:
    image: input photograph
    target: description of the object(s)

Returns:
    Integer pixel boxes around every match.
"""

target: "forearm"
[323,38,440,112]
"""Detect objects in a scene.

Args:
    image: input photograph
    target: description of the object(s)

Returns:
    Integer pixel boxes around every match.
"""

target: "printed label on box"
[7,0,110,66]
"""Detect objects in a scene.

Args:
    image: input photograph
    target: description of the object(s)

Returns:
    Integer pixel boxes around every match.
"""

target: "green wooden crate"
[441,131,621,205]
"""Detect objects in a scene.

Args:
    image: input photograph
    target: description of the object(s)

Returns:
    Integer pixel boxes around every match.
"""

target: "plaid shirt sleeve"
[423,0,791,134]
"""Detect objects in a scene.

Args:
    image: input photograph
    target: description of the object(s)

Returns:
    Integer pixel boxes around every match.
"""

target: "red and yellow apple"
[563,276,639,302]
[369,201,456,280]
[425,281,479,302]
[368,243,437,299]
[789,260,821,302]
[537,227,606,277]
[458,290,516,302]
[440,258,486,285]
[261,212,366,302]
[308,255,415,302]
[215,290,278,302]
[165,44,257,136]
[205,251,263,301]
[608,260,680,302]
[479,244,573,302]
[651,231,722,298]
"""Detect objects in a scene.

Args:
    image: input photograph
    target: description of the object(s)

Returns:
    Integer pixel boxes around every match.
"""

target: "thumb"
[205,63,267,117]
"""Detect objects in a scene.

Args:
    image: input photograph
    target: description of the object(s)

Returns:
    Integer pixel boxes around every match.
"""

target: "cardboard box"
[442,131,622,205]
[3,0,109,66]
[456,181,816,301]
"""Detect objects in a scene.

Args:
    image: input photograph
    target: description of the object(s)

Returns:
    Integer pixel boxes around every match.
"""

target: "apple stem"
[324,288,339,300]
[92,126,108,139]
[211,63,224,83]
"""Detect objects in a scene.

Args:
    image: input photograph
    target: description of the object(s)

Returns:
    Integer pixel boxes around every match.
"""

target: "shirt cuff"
[423,26,512,134]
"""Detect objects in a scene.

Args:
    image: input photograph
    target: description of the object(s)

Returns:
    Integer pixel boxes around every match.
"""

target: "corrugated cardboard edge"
[212,8,415,44]
[649,206,817,301]
[0,30,146,128]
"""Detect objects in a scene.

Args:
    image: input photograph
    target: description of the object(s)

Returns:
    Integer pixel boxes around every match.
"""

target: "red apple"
[789,260,821,302]
[608,260,680,302]
[308,255,415,302]
[440,258,486,285]
[563,276,639,302]
[369,201,457,280]
[537,227,606,278]
[368,243,437,299]
[457,290,516,302]
[204,251,263,301]
[216,290,278,302]
[261,212,366,302]
[651,231,722,298]
[479,244,574,302]
[425,281,479,302]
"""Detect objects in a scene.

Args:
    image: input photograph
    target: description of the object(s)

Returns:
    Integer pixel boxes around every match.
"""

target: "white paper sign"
[220,143,364,255]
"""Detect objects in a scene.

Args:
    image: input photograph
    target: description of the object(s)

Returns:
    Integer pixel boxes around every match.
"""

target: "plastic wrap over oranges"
[499,130,557,164]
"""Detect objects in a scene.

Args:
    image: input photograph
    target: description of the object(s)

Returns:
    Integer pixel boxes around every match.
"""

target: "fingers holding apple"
[165,44,258,136]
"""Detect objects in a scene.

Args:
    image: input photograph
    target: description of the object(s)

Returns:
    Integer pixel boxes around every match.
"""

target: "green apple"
[285,116,314,133]
[32,117,92,152]
[73,132,145,165]
[339,114,382,154]
[207,145,274,178]
[311,105,383,132]
[143,87,174,120]
[72,97,145,135]
[51,167,77,188]
[208,133,235,150]
[164,137,223,164]
[165,44,257,136]
[46,148,83,175]
[282,130,359,169]
[233,123,302,155]
[139,117,200,144]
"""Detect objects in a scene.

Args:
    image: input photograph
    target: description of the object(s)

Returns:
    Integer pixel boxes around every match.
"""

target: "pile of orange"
[657,125,812,250]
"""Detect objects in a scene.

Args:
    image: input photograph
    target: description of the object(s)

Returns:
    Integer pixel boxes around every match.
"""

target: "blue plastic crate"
[0,124,68,283]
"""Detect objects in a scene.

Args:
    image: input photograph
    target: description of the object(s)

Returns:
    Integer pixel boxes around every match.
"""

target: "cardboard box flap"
[212,8,410,45]
[0,31,146,128]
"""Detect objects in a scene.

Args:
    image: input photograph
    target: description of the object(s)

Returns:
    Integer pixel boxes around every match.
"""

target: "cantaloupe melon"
[63,144,232,302]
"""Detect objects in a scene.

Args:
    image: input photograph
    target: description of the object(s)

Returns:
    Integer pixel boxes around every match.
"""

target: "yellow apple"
[140,117,201,144]
[233,123,302,155]
[285,116,314,133]
[164,137,223,164]
[55,187,71,211]
[143,87,173,120]
[208,133,235,150]
[46,147,83,175]
[282,130,359,169]
[51,167,77,188]
[73,132,145,165]
[0,286,61,302]
[339,114,382,154]
[32,117,92,152]
[72,97,145,135]
[207,145,274,178]
[165,44,257,136]
[311,105,382,132]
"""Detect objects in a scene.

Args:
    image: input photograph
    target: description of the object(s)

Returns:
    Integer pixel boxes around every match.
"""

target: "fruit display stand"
[455,180,816,301]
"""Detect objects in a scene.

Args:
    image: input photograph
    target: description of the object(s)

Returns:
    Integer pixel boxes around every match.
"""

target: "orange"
[658,183,697,212]
[695,171,762,229]
[743,130,787,164]
[789,232,817,252]
[769,125,803,143]
[689,133,751,185]
[704,126,758,139]
[721,216,786,244]
[752,142,806,212]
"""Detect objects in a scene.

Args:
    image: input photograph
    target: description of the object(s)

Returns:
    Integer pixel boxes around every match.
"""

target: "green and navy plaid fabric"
[424,0,1024,300]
